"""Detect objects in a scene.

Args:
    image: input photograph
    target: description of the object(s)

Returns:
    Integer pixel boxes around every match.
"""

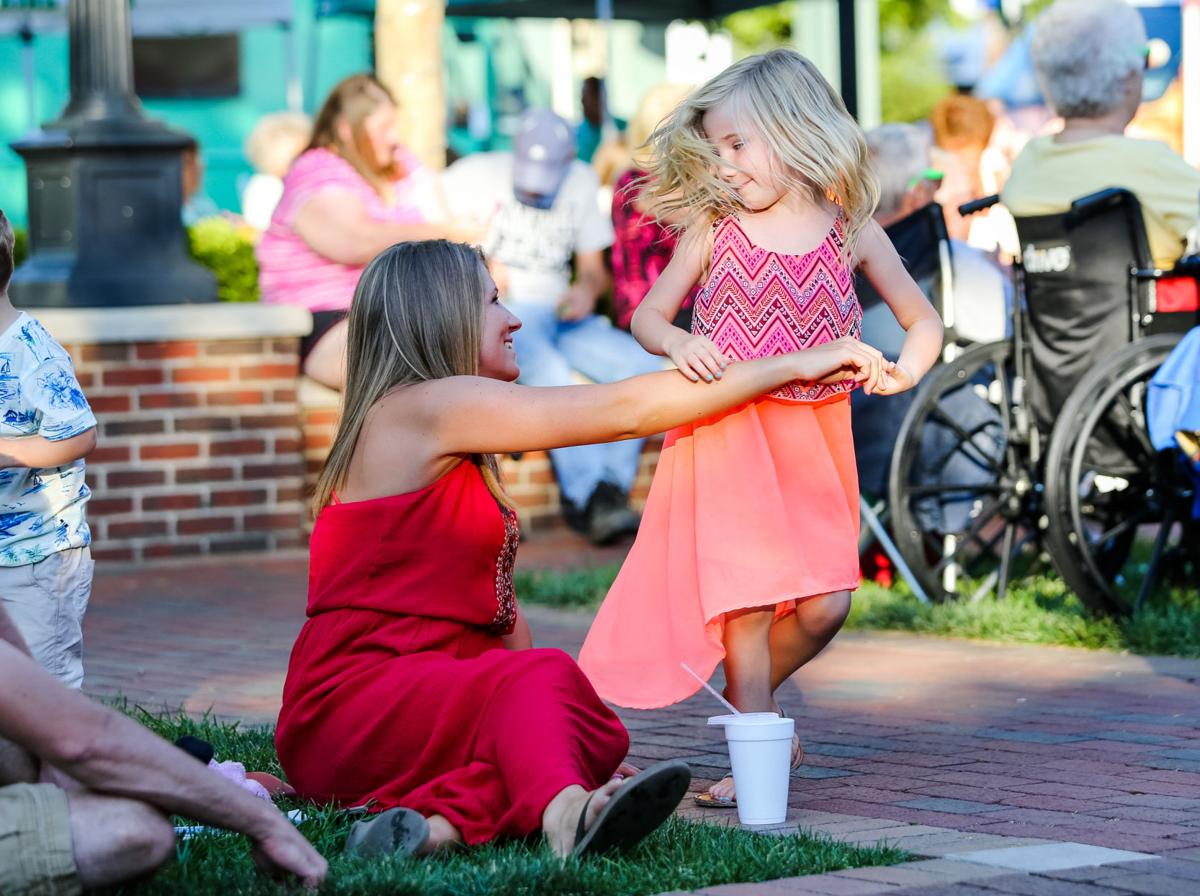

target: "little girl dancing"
[579,49,943,806]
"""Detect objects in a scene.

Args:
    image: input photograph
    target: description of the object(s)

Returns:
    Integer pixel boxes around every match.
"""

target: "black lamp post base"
[10,0,218,308]
[11,250,216,309]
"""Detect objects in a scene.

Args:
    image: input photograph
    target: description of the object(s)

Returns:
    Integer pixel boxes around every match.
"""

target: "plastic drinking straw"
[680,662,741,715]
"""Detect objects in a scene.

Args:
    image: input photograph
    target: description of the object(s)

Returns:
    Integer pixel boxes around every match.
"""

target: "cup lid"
[707,712,783,726]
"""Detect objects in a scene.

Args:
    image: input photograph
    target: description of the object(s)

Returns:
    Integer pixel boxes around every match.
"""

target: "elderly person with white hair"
[852,124,1010,514]
[1001,0,1200,271]
[866,123,1009,346]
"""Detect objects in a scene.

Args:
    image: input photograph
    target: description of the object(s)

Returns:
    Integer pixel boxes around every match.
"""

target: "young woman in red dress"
[275,239,890,858]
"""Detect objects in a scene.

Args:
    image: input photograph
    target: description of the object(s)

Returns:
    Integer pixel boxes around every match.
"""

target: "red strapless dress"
[276,461,629,844]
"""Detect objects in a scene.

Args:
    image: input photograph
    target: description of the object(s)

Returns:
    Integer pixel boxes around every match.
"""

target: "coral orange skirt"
[578,394,860,709]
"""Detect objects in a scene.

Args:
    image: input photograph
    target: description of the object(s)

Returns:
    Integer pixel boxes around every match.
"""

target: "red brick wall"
[300,388,662,530]
[65,337,307,562]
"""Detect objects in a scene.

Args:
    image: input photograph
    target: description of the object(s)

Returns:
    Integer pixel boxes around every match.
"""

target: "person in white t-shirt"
[442,110,661,544]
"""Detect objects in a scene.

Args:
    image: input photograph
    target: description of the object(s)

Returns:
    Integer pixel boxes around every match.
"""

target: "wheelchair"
[886,188,1199,615]
[853,201,1007,601]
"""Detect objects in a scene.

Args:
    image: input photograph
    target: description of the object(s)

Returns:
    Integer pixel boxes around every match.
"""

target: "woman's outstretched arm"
[406,337,887,458]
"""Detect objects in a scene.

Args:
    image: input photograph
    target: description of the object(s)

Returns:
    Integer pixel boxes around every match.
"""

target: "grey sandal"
[344,806,430,858]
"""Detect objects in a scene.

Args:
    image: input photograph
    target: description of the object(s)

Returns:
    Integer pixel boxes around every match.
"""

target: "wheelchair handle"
[957,195,1000,216]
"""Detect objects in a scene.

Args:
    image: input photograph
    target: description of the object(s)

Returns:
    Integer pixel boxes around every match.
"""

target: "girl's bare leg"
[709,592,850,801]
[707,606,775,800]
[768,590,851,693]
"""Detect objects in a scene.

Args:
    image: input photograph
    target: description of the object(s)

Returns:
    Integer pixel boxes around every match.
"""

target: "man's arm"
[0,640,326,885]
[0,428,96,469]
[557,250,611,320]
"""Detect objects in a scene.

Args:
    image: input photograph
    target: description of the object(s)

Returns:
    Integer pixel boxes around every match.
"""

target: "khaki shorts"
[0,547,94,689]
[0,783,80,896]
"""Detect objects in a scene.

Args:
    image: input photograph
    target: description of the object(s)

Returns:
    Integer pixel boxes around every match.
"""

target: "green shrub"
[13,227,28,267]
[186,216,260,303]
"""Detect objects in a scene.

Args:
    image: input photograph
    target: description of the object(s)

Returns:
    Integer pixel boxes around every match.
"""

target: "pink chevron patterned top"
[693,212,862,402]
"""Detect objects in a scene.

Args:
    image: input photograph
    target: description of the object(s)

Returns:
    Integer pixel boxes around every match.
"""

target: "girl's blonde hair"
[645,49,879,256]
[311,240,509,514]
[244,111,312,177]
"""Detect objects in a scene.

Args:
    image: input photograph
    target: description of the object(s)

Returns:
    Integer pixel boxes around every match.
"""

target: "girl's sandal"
[693,779,736,808]
[776,705,804,769]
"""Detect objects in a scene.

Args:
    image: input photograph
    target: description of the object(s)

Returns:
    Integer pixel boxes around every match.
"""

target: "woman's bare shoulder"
[372,376,516,425]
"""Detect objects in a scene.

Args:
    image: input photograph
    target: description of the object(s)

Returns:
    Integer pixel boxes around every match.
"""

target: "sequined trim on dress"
[489,506,519,634]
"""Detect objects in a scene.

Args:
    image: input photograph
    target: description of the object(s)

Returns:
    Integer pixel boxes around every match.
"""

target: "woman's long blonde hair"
[645,49,879,257]
[311,240,509,514]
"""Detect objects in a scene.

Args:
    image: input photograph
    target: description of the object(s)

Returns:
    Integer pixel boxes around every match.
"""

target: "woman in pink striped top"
[257,74,477,389]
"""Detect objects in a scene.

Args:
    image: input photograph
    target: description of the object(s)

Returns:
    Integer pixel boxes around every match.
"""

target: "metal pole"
[859,495,931,604]
[838,0,858,119]
[20,21,36,132]
[58,0,141,127]
[284,21,303,112]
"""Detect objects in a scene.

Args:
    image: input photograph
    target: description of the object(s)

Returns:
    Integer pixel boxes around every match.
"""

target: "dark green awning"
[316,0,766,20]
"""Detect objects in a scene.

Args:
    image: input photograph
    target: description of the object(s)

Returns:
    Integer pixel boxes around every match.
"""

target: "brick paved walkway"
[82,536,1200,895]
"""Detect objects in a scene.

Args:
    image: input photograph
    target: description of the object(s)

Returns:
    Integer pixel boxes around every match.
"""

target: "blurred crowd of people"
[172,0,1199,546]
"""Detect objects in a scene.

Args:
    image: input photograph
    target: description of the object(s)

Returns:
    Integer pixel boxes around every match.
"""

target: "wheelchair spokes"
[1043,334,1198,615]
[890,340,1047,603]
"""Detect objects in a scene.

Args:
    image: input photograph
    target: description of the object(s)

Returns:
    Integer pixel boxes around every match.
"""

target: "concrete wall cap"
[30,304,313,344]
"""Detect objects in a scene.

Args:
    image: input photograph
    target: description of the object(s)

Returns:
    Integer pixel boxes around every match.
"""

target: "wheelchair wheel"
[1043,334,1198,615]
[888,340,1045,602]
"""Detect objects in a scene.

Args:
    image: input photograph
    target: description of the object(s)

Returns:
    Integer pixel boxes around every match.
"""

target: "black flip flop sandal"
[344,806,430,858]
[572,760,691,857]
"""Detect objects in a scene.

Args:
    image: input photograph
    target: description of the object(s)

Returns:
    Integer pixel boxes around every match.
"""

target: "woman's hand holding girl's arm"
[855,220,945,395]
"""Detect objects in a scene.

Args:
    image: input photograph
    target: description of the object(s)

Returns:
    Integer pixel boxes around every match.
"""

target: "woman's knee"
[303,323,349,390]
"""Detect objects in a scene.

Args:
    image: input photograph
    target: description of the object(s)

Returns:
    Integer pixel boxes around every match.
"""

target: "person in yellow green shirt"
[1001,0,1200,271]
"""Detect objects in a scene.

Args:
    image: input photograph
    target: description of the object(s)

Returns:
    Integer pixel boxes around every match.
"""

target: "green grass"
[114,709,906,895]
[516,564,1200,658]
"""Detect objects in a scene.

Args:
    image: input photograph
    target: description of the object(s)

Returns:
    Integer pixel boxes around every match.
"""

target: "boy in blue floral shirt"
[0,210,96,688]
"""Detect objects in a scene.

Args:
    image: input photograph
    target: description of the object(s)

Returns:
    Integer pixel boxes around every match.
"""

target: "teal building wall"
[0,1,372,228]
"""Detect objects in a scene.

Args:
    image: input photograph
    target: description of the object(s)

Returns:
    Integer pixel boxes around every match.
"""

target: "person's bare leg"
[420,815,464,854]
[767,591,851,694]
[302,320,348,391]
[0,738,38,786]
[67,792,176,889]
[721,606,776,713]
[707,606,775,801]
[542,778,624,858]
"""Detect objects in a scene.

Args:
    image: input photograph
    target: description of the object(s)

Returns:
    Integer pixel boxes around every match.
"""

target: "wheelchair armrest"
[958,195,1000,216]
[1139,255,1200,281]
[1132,267,1171,280]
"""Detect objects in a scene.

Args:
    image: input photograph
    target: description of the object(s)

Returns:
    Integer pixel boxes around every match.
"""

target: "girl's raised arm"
[855,219,944,394]
[631,225,728,383]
